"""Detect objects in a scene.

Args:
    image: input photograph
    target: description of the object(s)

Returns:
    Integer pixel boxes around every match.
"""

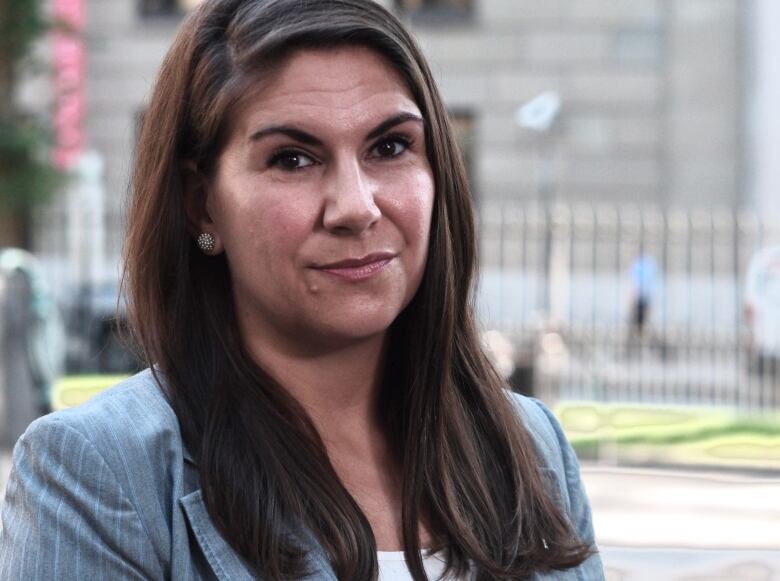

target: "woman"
[0,0,604,579]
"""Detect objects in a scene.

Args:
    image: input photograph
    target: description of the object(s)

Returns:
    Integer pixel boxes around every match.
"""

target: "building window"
[449,110,475,192]
[396,0,474,24]
[139,0,202,17]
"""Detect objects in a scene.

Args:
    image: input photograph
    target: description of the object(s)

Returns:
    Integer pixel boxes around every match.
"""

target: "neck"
[245,330,389,444]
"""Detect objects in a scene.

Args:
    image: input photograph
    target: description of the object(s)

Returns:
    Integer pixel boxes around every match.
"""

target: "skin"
[186,47,435,549]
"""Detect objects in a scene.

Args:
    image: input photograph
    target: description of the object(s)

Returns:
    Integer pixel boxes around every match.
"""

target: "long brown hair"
[124,0,594,579]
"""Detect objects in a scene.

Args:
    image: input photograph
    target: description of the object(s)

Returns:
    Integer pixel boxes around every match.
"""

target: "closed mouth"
[312,252,396,281]
[314,252,396,270]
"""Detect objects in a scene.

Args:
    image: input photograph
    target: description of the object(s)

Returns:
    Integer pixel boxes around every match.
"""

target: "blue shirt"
[631,255,658,301]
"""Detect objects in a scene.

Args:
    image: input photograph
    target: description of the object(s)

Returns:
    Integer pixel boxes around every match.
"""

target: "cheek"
[260,196,321,252]
[217,186,316,258]
[397,172,435,247]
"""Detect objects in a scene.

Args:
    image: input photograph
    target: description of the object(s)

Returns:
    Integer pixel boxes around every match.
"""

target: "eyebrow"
[248,112,425,146]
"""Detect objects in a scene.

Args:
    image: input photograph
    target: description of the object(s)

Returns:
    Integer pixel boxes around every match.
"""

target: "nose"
[322,158,381,235]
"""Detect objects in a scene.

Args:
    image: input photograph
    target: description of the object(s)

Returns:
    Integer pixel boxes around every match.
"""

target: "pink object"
[52,0,86,170]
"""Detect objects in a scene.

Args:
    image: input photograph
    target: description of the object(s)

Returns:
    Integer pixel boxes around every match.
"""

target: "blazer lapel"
[180,490,257,581]
[180,489,338,581]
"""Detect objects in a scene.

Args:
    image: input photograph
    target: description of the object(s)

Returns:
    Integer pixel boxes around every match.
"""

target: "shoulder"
[509,392,604,576]
[0,369,183,578]
[508,392,569,471]
[17,369,186,504]
[24,368,183,469]
[16,369,189,518]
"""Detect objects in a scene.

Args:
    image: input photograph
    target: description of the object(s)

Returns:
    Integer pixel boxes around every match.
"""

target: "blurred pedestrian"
[0,1,603,579]
[629,252,658,339]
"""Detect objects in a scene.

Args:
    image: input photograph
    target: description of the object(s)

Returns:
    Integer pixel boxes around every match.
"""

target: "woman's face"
[200,47,435,352]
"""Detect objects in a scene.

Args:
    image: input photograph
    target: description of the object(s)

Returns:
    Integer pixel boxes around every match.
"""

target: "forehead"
[231,46,421,137]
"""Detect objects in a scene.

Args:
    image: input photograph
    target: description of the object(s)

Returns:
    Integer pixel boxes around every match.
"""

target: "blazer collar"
[180,489,338,581]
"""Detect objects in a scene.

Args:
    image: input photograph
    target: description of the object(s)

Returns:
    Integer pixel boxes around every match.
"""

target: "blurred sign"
[515,91,562,133]
[52,0,86,170]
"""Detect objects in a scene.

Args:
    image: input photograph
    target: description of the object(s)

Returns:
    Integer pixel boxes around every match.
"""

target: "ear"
[182,161,224,255]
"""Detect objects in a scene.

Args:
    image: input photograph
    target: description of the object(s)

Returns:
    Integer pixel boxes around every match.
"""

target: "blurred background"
[1,0,779,579]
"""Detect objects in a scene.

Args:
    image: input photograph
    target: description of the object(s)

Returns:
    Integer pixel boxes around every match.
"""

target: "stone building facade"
[36,0,747,288]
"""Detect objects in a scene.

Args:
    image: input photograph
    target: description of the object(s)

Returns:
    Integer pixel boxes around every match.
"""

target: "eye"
[370,135,411,159]
[268,149,316,171]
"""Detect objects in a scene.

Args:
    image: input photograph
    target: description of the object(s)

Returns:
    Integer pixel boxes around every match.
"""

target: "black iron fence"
[477,202,780,411]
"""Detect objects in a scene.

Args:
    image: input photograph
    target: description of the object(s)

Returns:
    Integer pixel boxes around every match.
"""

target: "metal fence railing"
[476,202,780,411]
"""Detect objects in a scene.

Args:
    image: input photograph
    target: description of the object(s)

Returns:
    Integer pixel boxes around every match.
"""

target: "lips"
[312,252,396,281]
[315,252,396,269]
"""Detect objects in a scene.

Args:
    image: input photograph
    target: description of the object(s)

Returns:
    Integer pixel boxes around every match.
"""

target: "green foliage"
[0,117,63,210]
[0,0,63,214]
[0,0,49,66]
[557,402,780,469]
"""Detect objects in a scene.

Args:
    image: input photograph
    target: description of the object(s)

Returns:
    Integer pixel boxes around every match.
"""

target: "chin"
[313,308,401,345]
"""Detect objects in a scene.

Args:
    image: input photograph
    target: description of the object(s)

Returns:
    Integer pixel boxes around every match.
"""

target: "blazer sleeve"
[0,416,165,580]
[529,398,605,579]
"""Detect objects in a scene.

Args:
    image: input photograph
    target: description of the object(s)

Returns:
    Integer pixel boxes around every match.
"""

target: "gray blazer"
[0,370,604,580]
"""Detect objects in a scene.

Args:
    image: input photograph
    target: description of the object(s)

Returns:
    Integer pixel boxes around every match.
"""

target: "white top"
[377,549,474,581]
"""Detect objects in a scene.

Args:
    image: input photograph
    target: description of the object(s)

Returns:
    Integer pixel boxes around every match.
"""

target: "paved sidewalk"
[582,465,780,580]
[582,465,780,549]
[600,546,780,581]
